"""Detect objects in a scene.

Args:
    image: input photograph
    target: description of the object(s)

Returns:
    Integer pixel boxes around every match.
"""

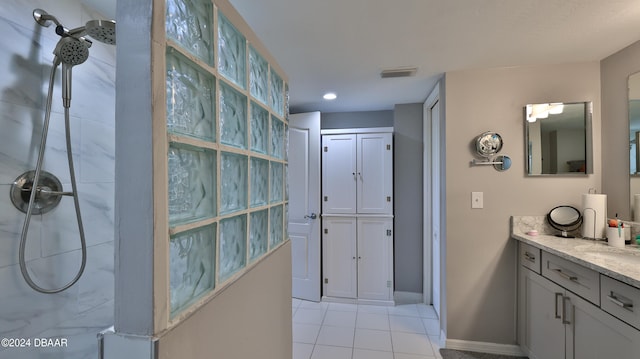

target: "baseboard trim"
[393,291,423,304]
[445,339,525,357]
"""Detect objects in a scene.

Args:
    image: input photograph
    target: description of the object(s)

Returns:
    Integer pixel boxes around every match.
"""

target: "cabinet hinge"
[386,229,392,236]
[324,196,328,202]
[324,228,328,234]
[324,146,328,152]
[386,144,391,150]
[386,196,391,202]
[324,278,329,284]
[387,280,392,288]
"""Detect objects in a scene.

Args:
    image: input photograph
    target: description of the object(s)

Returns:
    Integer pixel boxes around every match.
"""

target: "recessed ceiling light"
[323,92,337,100]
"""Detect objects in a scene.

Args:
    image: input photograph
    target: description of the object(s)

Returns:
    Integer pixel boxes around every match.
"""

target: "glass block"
[170,224,215,317]
[269,205,283,248]
[270,161,283,203]
[168,144,216,225]
[270,71,284,116]
[250,102,269,154]
[249,209,268,262]
[166,0,214,65]
[218,13,246,88]
[285,203,289,241]
[284,124,289,161]
[219,215,247,281]
[285,83,290,118]
[250,157,269,208]
[271,116,284,159]
[249,46,268,104]
[220,152,248,214]
[219,81,247,148]
[285,164,289,201]
[166,49,215,141]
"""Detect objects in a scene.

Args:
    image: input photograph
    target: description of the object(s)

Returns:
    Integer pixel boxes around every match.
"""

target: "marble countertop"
[511,216,640,289]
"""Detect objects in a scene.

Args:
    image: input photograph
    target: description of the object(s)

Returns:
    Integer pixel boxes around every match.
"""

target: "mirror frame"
[629,72,640,220]
[524,101,593,176]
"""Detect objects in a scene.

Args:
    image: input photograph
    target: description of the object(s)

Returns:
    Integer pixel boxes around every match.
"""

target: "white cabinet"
[518,243,640,359]
[322,132,392,215]
[322,217,357,299]
[321,127,394,304]
[323,216,393,302]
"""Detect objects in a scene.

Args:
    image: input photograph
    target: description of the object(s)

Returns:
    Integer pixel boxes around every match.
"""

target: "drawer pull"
[562,296,571,324]
[524,252,536,262]
[607,292,634,311]
[553,268,578,282]
[554,292,563,319]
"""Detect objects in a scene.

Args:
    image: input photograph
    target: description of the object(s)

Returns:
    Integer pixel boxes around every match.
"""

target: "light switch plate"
[472,192,483,209]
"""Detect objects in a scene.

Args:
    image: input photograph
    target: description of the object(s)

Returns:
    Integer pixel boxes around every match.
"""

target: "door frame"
[423,83,441,308]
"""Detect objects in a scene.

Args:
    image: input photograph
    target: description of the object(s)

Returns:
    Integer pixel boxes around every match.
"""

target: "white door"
[323,217,357,299]
[357,133,393,214]
[357,217,393,301]
[322,134,357,213]
[430,99,441,317]
[289,112,321,301]
[424,87,441,318]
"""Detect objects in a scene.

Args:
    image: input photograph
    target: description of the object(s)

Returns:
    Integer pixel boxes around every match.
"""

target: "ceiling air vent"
[380,67,417,78]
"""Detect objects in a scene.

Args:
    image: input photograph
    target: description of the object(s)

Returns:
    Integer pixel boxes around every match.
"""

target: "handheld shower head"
[85,19,116,45]
[53,37,90,108]
[54,37,90,66]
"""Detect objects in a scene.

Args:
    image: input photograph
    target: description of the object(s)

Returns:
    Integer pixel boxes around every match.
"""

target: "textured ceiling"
[228,0,640,113]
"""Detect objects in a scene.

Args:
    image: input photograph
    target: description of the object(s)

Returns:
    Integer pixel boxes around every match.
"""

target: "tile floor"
[293,299,443,359]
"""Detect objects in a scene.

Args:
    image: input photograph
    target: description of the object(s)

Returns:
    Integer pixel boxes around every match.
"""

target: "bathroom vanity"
[512,216,640,359]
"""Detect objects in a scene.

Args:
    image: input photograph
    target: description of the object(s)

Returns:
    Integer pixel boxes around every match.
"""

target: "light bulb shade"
[549,103,564,115]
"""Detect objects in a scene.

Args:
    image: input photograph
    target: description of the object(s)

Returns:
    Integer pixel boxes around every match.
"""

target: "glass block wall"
[165,0,288,318]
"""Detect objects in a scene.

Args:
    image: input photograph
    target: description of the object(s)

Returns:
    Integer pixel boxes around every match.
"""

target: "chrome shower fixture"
[13,9,116,294]
[33,9,116,109]
[32,8,117,45]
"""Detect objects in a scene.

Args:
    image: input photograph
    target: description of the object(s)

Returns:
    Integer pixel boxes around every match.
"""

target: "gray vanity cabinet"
[518,243,640,359]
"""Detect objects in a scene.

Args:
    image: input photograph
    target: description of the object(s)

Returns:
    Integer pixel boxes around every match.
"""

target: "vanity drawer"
[601,275,640,330]
[541,252,600,305]
[519,242,541,274]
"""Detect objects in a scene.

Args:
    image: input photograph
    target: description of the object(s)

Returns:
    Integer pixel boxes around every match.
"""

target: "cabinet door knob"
[304,213,317,220]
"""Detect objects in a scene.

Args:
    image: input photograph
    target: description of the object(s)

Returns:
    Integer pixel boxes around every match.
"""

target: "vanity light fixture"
[323,92,337,100]
[527,103,564,122]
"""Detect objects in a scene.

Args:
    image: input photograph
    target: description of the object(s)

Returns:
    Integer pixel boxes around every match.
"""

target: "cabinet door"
[322,134,357,214]
[521,270,566,359]
[568,291,640,359]
[322,217,357,298]
[356,133,392,214]
[357,217,392,301]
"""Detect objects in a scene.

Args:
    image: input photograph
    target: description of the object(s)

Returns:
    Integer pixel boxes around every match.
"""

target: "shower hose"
[18,57,87,294]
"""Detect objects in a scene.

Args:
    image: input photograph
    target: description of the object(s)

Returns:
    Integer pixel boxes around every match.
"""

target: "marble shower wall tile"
[80,118,115,183]
[0,1,115,356]
[0,184,42,268]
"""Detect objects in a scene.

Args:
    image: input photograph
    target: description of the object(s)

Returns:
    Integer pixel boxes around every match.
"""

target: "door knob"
[304,213,317,220]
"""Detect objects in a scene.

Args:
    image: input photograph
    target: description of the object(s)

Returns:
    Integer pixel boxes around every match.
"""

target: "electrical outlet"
[472,192,483,209]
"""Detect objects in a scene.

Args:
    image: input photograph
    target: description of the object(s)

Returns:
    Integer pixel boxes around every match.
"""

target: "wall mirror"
[629,72,640,220]
[524,101,593,175]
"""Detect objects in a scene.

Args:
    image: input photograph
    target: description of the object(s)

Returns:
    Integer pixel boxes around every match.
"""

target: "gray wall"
[444,62,601,344]
[601,39,640,220]
[321,110,393,129]
[393,103,424,293]
[0,1,115,357]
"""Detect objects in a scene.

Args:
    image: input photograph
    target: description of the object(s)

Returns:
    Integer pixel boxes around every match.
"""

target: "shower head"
[85,19,116,45]
[53,37,90,109]
[54,37,90,66]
